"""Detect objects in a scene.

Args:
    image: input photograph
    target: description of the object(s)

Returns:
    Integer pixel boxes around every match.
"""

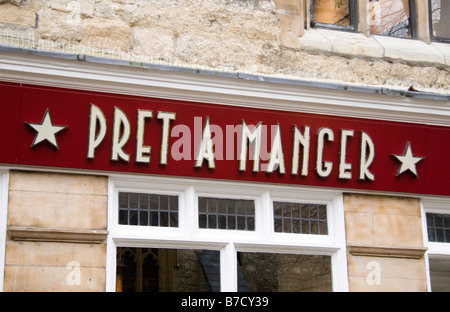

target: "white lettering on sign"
[87,104,107,159]
[157,111,176,165]
[195,117,215,169]
[136,110,153,163]
[86,105,377,180]
[360,131,376,181]
[291,125,310,176]
[339,129,354,179]
[239,121,262,173]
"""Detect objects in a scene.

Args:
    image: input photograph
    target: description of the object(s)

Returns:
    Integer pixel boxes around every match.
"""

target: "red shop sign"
[1,82,449,196]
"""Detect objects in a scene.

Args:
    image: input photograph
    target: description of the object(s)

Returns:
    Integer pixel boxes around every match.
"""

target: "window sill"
[298,28,450,66]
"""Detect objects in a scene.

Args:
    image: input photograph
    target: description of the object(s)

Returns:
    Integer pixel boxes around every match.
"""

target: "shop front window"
[238,252,332,292]
[116,248,220,292]
[107,176,348,292]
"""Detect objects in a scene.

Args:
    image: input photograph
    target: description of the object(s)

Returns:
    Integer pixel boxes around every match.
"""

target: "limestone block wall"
[344,193,428,292]
[0,0,448,94]
[4,171,108,292]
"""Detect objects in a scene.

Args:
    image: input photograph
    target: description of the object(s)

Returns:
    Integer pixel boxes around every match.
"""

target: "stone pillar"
[4,171,108,292]
[273,0,305,48]
[344,193,428,291]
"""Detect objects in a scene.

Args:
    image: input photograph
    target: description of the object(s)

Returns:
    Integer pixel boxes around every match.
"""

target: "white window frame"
[0,171,9,292]
[106,174,349,292]
[421,197,450,292]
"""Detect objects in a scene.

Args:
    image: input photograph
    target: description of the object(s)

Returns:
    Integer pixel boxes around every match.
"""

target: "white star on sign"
[26,108,67,149]
[392,141,425,177]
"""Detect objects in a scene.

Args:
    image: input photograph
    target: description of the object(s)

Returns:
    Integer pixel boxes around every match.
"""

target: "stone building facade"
[0,0,449,292]
[1,0,449,93]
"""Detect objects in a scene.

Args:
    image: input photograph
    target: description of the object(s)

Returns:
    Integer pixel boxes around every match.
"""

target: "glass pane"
[369,0,412,38]
[429,258,450,292]
[313,0,351,26]
[116,248,220,292]
[118,192,179,227]
[274,202,328,235]
[430,0,450,39]
[198,197,256,231]
[426,213,450,243]
[238,252,332,292]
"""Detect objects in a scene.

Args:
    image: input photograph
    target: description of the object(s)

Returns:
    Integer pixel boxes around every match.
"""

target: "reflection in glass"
[116,248,220,292]
[369,0,412,38]
[238,252,332,292]
[273,202,327,235]
[312,0,351,26]
[430,0,450,39]
[429,258,450,292]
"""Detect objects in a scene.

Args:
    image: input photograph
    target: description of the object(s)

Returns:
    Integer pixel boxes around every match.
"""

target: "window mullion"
[183,186,196,237]
[220,243,237,292]
[259,192,272,239]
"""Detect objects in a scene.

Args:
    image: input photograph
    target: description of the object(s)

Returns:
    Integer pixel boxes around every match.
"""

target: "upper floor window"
[369,0,416,38]
[429,0,450,42]
[311,0,357,31]
[311,0,418,39]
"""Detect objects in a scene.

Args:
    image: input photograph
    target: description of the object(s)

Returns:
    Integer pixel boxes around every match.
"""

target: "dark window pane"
[129,210,138,226]
[247,217,255,231]
[119,210,128,225]
[170,212,179,227]
[208,214,217,228]
[140,211,148,226]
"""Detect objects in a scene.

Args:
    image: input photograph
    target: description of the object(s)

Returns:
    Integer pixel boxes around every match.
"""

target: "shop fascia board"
[0,47,449,127]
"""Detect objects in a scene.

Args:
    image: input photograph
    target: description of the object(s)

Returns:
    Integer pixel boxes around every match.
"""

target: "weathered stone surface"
[39,0,95,17]
[81,17,131,51]
[0,0,25,5]
[38,8,83,41]
[0,3,36,27]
